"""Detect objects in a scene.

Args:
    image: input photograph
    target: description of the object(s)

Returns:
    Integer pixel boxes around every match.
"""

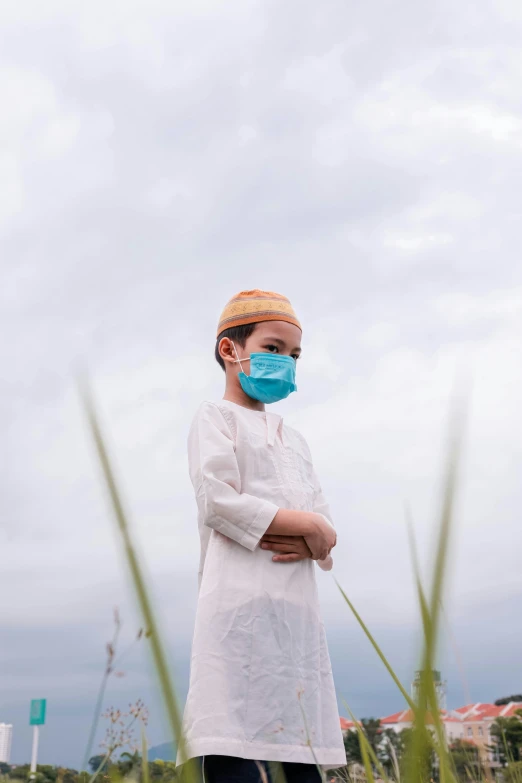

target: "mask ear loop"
[231,340,250,373]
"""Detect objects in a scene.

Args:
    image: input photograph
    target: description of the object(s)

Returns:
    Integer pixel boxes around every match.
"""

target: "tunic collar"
[266,412,282,446]
[219,399,284,446]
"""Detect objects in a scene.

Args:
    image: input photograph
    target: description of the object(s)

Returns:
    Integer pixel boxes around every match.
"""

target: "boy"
[178,290,347,782]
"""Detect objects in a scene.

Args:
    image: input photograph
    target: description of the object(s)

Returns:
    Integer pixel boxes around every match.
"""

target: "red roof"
[454,704,478,716]
[341,703,522,733]
[381,710,409,725]
[500,703,522,718]
[442,714,462,723]
[381,709,444,725]
[469,706,503,720]
[461,703,522,721]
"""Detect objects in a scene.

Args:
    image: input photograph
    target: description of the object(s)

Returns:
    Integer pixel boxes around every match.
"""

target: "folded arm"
[190,403,336,565]
[262,450,337,570]
[311,480,336,572]
[190,403,279,550]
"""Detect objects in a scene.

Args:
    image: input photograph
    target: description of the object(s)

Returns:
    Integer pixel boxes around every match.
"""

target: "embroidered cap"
[217,289,302,338]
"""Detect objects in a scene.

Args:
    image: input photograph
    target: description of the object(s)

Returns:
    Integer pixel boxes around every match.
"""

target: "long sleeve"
[312,469,335,573]
[188,402,279,551]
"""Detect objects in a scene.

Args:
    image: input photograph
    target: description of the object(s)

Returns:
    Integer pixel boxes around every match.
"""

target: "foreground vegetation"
[20,386,508,783]
[2,725,522,783]
[0,758,179,783]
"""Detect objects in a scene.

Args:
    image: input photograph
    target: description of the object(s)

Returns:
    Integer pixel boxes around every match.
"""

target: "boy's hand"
[304,514,337,561]
[260,535,312,563]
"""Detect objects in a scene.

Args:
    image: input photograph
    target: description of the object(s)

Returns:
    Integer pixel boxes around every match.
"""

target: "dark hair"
[215,323,257,371]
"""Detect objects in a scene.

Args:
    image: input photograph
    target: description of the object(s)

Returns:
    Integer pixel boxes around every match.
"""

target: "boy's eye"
[265,345,300,361]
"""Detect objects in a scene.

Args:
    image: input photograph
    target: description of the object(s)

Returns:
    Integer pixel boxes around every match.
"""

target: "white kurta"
[177,399,346,770]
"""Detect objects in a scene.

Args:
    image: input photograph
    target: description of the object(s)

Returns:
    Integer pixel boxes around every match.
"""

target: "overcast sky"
[2,0,522,770]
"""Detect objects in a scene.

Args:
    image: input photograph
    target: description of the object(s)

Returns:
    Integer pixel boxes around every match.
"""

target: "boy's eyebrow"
[263,336,302,353]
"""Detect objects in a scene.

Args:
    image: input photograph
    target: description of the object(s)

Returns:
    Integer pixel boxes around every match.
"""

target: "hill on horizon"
[148,742,176,761]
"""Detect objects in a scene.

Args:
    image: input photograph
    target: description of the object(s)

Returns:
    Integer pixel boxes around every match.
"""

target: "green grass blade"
[407,523,449,780]
[79,380,200,783]
[297,692,327,782]
[358,724,376,783]
[336,581,415,712]
[404,399,466,783]
[266,761,289,783]
[82,617,121,771]
[88,752,111,783]
[387,733,401,783]
[428,403,463,646]
[405,510,431,642]
[142,728,150,783]
[342,699,390,783]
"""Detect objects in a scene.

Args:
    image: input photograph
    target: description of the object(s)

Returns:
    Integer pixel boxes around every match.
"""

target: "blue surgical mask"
[232,342,297,404]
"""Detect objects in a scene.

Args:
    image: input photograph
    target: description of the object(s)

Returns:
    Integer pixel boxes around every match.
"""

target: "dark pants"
[202,755,323,783]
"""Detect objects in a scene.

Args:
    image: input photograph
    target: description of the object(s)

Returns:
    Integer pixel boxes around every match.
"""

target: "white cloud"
[383,232,454,251]
[436,288,522,326]
[1,0,522,764]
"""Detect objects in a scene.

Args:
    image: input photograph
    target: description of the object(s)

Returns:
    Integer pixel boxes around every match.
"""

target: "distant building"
[339,702,522,770]
[0,723,13,764]
[337,671,522,771]
[340,717,357,732]
[379,707,465,741]
[453,702,522,765]
[411,670,447,711]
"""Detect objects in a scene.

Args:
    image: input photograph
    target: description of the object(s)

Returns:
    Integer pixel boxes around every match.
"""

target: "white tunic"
[177,399,346,770]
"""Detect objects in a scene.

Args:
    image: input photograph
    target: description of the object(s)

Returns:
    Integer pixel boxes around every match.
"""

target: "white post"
[30,725,39,778]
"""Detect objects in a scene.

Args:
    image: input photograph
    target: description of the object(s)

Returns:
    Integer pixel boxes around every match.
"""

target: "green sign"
[30,699,46,726]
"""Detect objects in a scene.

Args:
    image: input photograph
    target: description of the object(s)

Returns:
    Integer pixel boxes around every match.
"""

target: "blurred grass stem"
[80,380,200,783]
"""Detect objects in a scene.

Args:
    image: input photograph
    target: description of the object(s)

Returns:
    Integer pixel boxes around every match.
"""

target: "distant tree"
[87,755,108,774]
[26,767,60,783]
[54,768,79,783]
[361,718,382,756]
[0,761,185,783]
[449,739,482,781]
[0,764,10,775]
[342,720,389,771]
[504,761,522,783]
[343,729,363,765]
[399,727,435,782]
[39,765,58,783]
[495,695,522,706]
[7,764,30,779]
[379,728,406,774]
[150,761,178,782]
[118,750,141,776]
[490,711,522,764]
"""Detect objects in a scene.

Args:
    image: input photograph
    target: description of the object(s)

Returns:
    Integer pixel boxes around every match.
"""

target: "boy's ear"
[219,337,236,366]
